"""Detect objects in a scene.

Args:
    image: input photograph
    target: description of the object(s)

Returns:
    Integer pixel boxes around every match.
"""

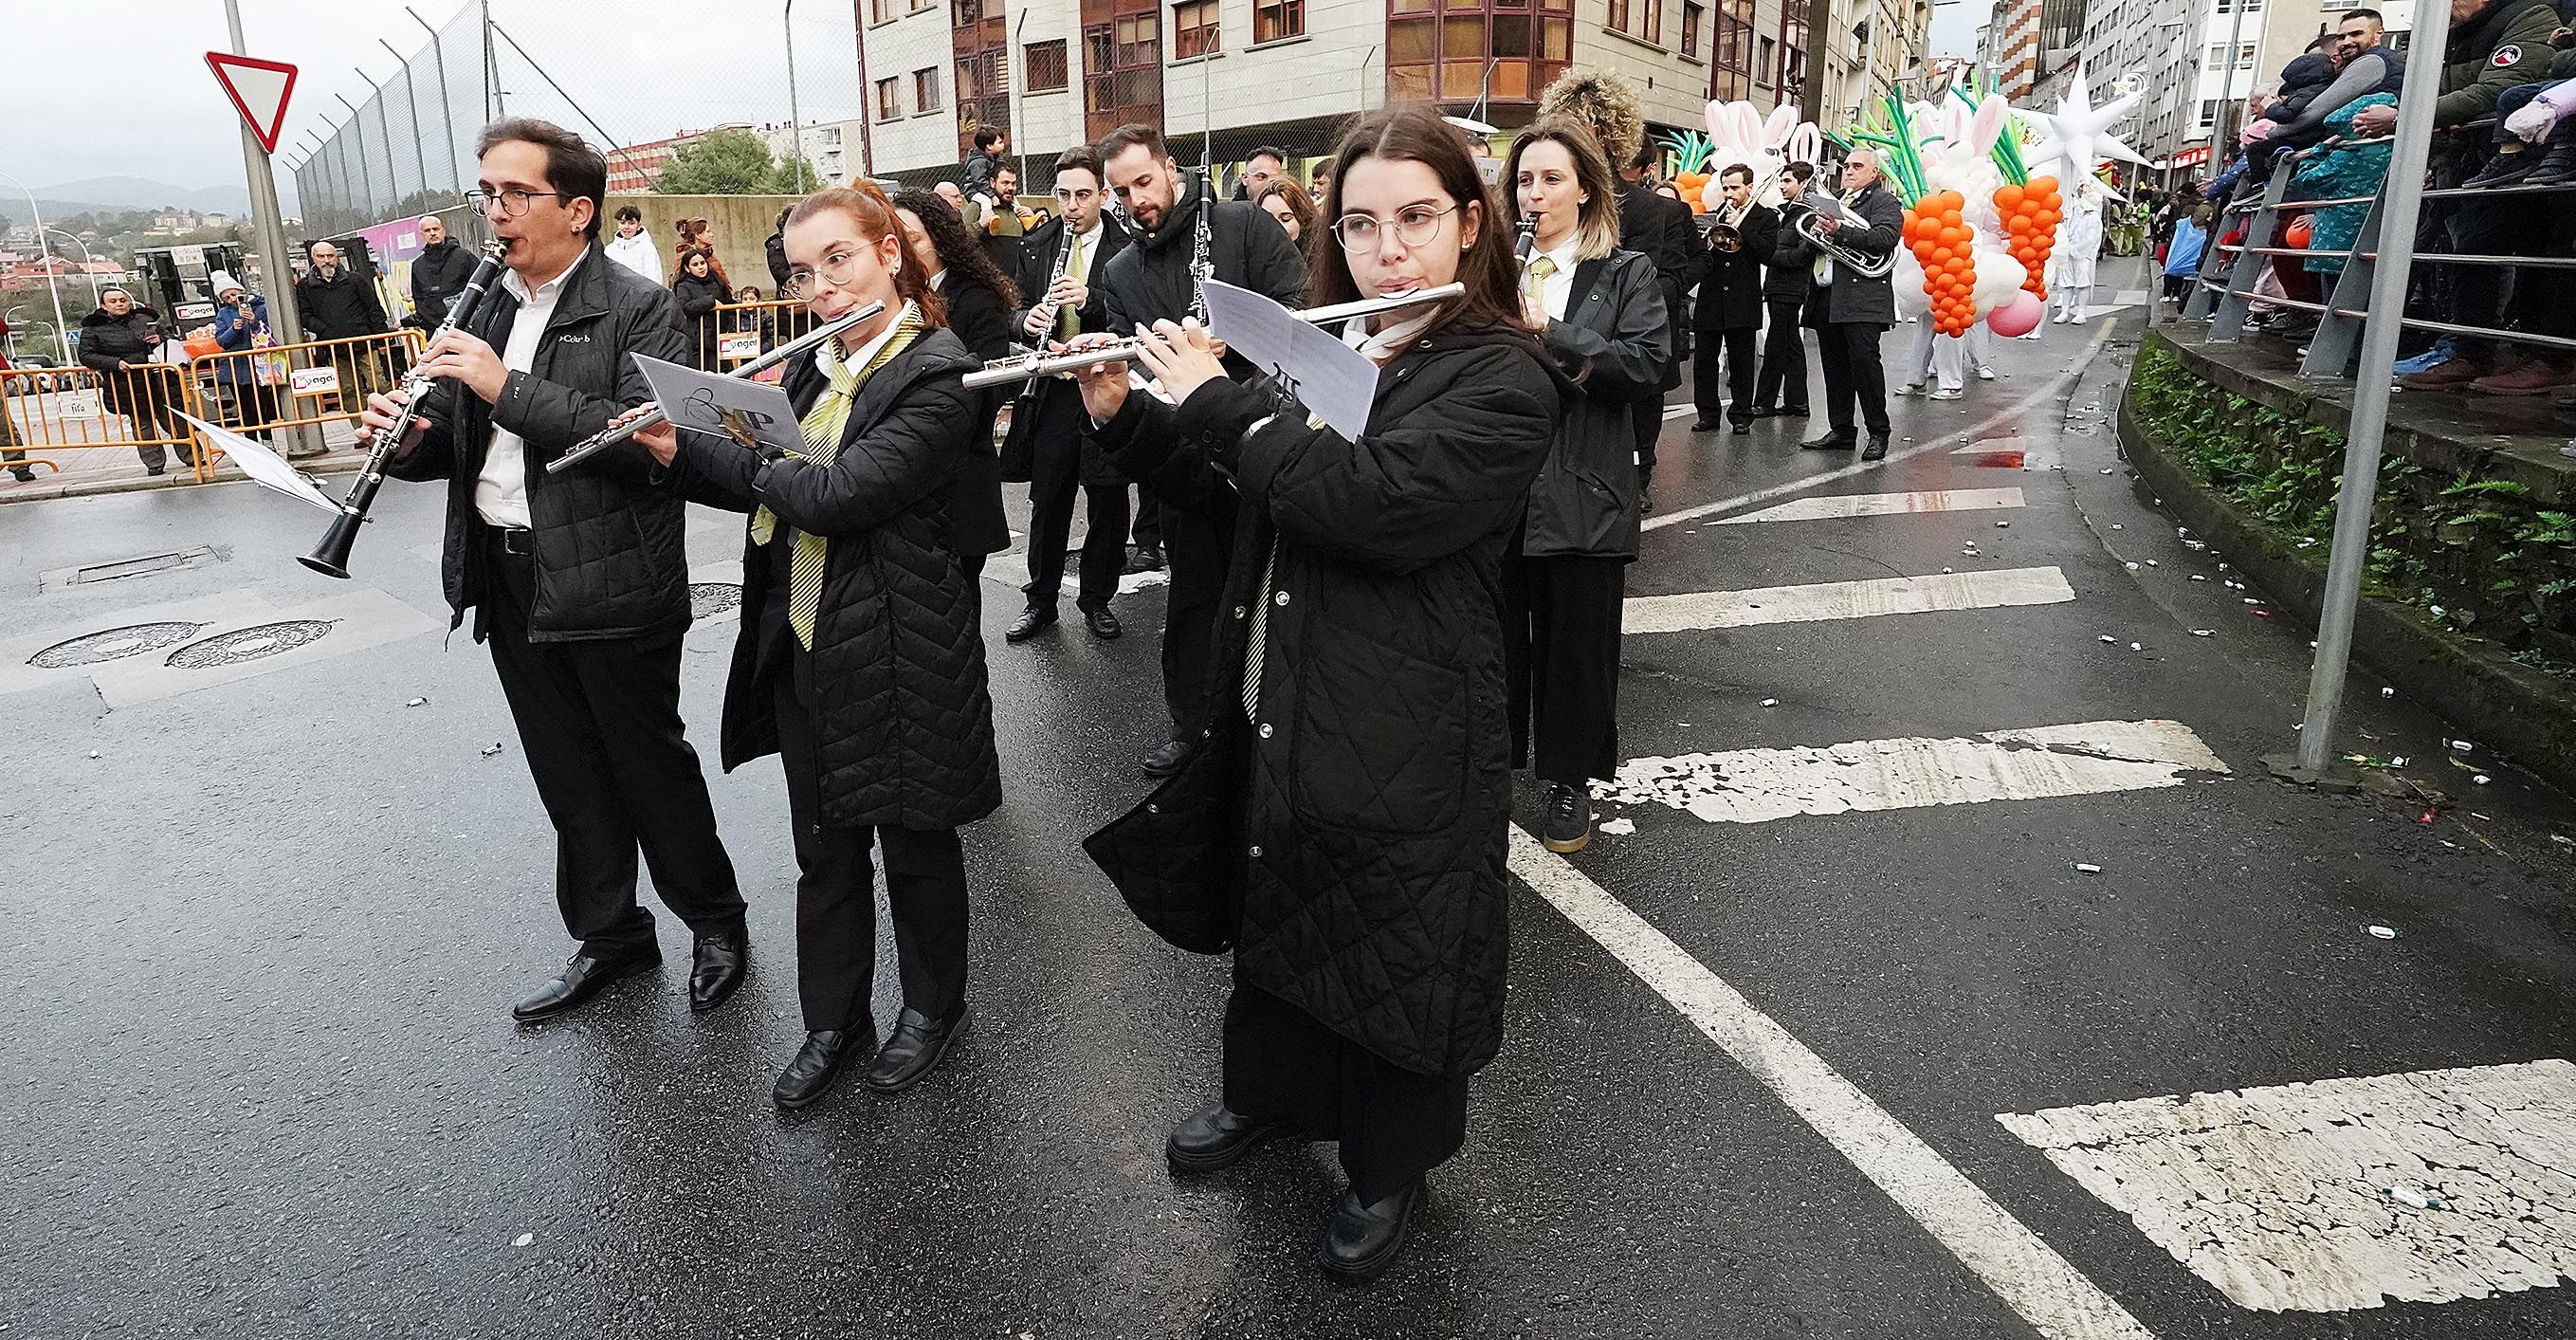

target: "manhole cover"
[27,621,206,669]
[164,619,336,669]
[690,582,742,617]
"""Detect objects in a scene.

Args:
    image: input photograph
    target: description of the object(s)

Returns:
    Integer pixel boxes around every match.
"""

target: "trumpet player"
[1005,146,1133,644]
[1784,148,1904,461]
[1690,164,1778,435]
[359,118,749,1024]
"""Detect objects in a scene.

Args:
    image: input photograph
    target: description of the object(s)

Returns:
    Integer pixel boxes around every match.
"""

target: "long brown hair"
[1504,118,1620,263]
[890,188,1020,313]
[783,183,944,327]
[1252,176,1319,242]
[1305,103,1526,338]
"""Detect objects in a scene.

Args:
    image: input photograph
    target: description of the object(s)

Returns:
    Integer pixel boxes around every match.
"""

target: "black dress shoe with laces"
[1542,781,1593,854]
[2465,150,2537,189]
[1083,606,1123,639]
[864,1005,971,1093]
[1319,1179,1426,1284]
[687,930,748,1013]
[1730,422,1752,436]
[1782,403,1811,416]
[1165,1100,1293,1175]
[1861,435,1891,462]
[1123,544,1165,574]
[1005,605,1057,642]
[1141,738,1193,777]
[1799,432,1855,451]
[1689,417,1725,431]
[774,1029,863,1109]
[512,949,660,1022]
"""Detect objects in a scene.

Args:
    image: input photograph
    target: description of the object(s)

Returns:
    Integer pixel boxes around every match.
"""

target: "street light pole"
[44,229,102,306]
[785,0,808,192]
[0,170,73,365]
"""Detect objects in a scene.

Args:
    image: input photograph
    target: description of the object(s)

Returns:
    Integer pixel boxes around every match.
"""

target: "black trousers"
[1132,484,1163,552]
[772,660,971,1036]
[1814,321,1891,441]
[482,531,745,959]
[1224,982,1470,1204]
[1691,326,1758,426]
[1755,299,1809,411]
[1023,431,1128,614]
[1160,505,1232,741]
[1501,547,1625,788]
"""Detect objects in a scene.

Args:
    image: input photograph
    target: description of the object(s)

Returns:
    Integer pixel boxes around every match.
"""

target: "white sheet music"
[174,413,340,514]
[630,354,807,455]
[1199,278,1379,443]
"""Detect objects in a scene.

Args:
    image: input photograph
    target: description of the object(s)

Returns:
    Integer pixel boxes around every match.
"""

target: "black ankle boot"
[1318,1180,1425,1284]
[1165,1100,1292,1174]
[2524,141,2576,186]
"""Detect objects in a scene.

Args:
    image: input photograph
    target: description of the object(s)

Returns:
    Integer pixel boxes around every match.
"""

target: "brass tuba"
[1780,192,1897,280]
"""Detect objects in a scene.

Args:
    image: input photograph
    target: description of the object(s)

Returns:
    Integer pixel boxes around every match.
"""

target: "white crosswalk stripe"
[1710,487,2026,525]
[1625,566,2074,633]
[1600,719,2229,824]
[977,547,1171,597]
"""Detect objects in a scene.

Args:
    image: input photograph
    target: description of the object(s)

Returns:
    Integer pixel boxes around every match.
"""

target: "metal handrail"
[2327,307,2576,352]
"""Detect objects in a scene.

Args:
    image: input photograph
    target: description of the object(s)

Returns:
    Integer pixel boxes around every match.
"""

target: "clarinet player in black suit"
[359,118,748,1025]
[619,183,1002,1108]
[1002,146,1134,644]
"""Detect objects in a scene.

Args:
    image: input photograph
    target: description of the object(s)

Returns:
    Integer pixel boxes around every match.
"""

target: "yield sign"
[206,52,298,156]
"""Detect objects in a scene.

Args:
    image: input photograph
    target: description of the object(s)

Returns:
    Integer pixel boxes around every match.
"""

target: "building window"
[910,0,933,10]
[1608,0,1631,33]
[1642,0,1662,46]
[1176,0,1220,57]
[1026,38,1070,89]
[1256,0,1306,42]
[1683,0,1704,58]
[1712,0,1751,93]
[915,66,941,112]
[2196,97,2218,128]
[871,0,894,21]
[1777,6,1806,93]
[876,76,902,120]
[1755,31,1776,87]
[1083,0,1163,140]
[1386,0,1574,103]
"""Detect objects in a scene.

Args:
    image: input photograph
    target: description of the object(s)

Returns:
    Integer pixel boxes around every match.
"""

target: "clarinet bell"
[299,509,364,579]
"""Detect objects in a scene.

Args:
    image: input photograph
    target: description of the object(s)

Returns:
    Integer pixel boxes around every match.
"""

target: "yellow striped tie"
[1522,254,1556,312]
[753,306,923,650]
[1059,232,1086,340]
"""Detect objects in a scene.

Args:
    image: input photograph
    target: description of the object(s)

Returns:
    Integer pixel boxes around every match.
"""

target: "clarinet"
[1017,222,1077,406]
[300,239,509,579]
[1188,167,1215,324]
[1515,213,1539,264]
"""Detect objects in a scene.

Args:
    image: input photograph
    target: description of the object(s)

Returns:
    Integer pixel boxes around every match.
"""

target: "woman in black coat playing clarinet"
[1077,103,1562,1283]
[622,182,1001,1109]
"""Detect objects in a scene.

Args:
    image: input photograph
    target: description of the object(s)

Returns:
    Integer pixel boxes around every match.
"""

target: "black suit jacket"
[1693,203,1777,332]
[941,276,1015,560]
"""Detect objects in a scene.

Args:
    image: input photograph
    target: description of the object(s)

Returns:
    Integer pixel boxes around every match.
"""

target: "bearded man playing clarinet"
[360,118,748,1024]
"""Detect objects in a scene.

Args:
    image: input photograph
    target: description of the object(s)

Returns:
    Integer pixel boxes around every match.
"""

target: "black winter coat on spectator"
[1083,321,1562,1076]
[672,270,728,370]
[387,246,693,643]
[76,303,171,418]
[408,239,481,329]
[672,326,1003,832]
[296,266,386,339]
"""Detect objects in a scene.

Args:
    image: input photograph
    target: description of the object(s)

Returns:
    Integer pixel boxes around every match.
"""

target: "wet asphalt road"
[4,256,2573,1339]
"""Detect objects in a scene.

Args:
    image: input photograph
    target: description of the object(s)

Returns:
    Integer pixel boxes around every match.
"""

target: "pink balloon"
[1987,292,2045,338]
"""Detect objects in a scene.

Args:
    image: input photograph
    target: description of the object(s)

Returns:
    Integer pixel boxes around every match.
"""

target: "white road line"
[1625,566,2074,633]
[1644,321,2119,532]
[1508,828,2160,1340]
[1708,486,2026,525]
[1663,402,1697,420]
[1601,719,2229,824]
[977,547,1171,596]
[2001,1061,2576,1312]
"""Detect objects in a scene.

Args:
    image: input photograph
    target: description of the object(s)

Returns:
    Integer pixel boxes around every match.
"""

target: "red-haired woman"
[1079,103,1562,1282]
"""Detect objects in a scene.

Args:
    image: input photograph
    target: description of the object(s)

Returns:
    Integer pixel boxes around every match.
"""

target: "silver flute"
[959,284,1467,390]
[545,300,886,474]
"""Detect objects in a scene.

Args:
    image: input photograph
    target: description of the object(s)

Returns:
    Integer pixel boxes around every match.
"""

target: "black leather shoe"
[1782,404,1811,416]
[774,1029,863,1109]
[1749,405,1779,418]
[1689,417,1724,431]
[2524,141,2576,186]
[144,466,166,476]
[512,950,660,1022]
[864,1005,970,1093]
[1083,606,1123,639]
[1005,605,1058,642]
[1861,435,1891,461]
[1542,781,1593,854]
[687,930,748,1013]
[1123,544,1164,575]
[8,468,33,483]
[1730,423,1752,436]
[1799,433,1855,451]
[1319,1180,1425,1284]
[2465,151,2537,189]
[1141,738,1193,777]
[1165,1100,1293,1175]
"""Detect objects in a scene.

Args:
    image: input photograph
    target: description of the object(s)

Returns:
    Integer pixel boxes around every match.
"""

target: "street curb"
[2116,395,2576,798]
[0,455,362,506]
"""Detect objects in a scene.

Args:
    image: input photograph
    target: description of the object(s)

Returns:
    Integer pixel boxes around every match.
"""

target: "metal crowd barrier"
[711,298,817,372]
[183,329,422,471]
[2172,125,2576,379]
[0,363,198,478]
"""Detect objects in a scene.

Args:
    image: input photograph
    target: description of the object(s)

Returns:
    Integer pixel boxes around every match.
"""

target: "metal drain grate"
[27,621,207,669]
[53,547,218,586]
[164,619,337,669]
[689,583,742,618]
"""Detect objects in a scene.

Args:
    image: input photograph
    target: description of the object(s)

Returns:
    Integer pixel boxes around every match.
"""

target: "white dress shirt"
[1533,237,1580,321]
[472,257,577,529]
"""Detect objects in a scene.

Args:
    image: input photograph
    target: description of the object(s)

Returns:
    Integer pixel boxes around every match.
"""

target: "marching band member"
[1079,102,1560,1284]
[1690,163,1778,434]
[1502,117,1670,854]
[1784,148,1904,460]
[624,183,1001,1109]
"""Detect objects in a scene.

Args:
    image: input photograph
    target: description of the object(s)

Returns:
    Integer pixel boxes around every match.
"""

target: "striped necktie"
[1059,231,1087,340]
[1522,254,1557,313]
[752,304,923,651]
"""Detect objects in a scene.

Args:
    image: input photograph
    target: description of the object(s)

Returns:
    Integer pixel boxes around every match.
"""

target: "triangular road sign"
[207,52,298,156]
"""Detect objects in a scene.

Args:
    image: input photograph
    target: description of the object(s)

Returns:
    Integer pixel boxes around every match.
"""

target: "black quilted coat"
[669,325,1002,832]
[1083,322,1562,1077]
[389,246,694,645]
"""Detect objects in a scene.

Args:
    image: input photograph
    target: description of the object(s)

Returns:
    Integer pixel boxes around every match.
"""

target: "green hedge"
[2127,340,2576,675]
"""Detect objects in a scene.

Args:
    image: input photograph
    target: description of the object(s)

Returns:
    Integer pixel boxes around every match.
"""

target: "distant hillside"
[26,176,255,218]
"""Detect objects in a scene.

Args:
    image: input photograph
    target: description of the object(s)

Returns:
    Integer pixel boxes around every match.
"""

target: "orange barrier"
[712,298,818,374]
[181,329,426,478]
[0,363,199,482]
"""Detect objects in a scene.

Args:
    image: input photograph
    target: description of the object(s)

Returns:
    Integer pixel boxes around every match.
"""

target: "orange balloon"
[1995,183,2025,211]
[2036,210,2060,229]
[2027,175,2057,194]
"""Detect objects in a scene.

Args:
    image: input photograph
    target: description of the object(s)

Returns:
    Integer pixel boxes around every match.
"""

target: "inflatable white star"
[2019,66,2153,178]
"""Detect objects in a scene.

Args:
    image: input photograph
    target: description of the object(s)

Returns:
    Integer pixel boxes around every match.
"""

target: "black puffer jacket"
[76,304,172,417]
[388,246,694,644]
[1099,174,1307,333]
[671,324,1002,831]
[673,269,728,370]
[1524,249,1670,560]
[1085,322,1562,1077]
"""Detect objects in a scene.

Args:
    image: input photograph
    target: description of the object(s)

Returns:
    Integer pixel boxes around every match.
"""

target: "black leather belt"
[489,527,535,556]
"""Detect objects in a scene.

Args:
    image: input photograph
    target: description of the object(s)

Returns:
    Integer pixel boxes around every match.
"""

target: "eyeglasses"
[783,244,875,299]
[1052,186,1100,204]
[1331,202,1460,254]
[466,188,564,217]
